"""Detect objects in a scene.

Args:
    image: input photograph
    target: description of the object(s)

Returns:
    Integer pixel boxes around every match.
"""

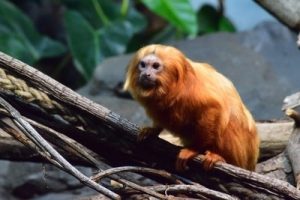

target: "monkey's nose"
[141,73,151,79]
[139,74,156,89]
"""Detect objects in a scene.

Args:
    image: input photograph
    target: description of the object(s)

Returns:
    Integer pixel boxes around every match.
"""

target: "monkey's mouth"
[139,77,156,89]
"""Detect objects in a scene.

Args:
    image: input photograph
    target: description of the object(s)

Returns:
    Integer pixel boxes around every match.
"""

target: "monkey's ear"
[123,79,130,91]
[123,65,132,91]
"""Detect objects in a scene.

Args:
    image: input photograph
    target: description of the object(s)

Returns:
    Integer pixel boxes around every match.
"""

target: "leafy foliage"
[197,4,235,34]
[141,0,198,36]
[0,0,66,65]
[64,0,146,80]
[0,0,236,87]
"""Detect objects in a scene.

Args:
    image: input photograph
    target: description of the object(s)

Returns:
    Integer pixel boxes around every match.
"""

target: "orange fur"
[124,44,260,171]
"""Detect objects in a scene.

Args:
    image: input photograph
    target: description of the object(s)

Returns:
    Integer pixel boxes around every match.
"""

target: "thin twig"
[25,117,104,167]
[0,118,62,167]
[148,184,238,200]
[0,96,120,200]
[92,166,188,200]
[92,166,182,200]
[0,108,175,200]
[26,118,170,199]
[0,101,171,200]
[92,166,183,184]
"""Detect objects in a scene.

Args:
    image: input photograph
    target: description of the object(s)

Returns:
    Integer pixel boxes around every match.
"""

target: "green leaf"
[36,37,66,58]
[197,4,236,34]
[149,25,177,44]
[218,17,236,32]
[63,0,146,33]
[64,12,142,80]
[64,11,100,80]
[0,0,66,63]
[197,4,219,34]
[98,20,134,57]
[126,6,147,34]
[0,34,35,64]
[63,1,146,80]
[141,0,198,36]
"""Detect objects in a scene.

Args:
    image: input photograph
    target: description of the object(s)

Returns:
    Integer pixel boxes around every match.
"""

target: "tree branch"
[0,96,120,200]
[254,0,300,30]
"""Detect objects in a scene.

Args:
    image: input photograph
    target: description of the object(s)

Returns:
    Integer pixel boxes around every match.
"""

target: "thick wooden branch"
[0,52,299,199]
[0,128,94,165]
[257,121,293,160]
[287,126,300,189]
[0,130,41,161]
[0,98,120,200]
[254,0,300,30]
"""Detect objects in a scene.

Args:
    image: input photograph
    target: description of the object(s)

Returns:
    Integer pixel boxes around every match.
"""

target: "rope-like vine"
[0,68,85,126]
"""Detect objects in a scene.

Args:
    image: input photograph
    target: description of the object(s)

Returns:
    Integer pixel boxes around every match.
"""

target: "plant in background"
[63,0,147,80]
[0,0,66,65]
[0,0,236,88]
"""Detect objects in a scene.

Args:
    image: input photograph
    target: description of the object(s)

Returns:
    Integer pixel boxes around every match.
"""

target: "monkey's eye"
[152,62,160,70]
[140,61,146,68]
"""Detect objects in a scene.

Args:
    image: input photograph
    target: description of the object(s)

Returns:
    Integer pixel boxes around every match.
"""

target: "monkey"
[123,44,260,171]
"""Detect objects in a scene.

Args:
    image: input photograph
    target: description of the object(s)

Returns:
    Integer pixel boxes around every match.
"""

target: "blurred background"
[1,1,300,200]
[0,0,276,89]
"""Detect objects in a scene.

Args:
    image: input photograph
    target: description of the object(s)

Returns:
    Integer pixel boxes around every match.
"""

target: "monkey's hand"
[176,148,198,171]
[138,127,162,142]
[202,150,225,170]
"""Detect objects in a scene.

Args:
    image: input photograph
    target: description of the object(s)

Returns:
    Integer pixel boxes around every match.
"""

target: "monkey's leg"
[138,126,163,142]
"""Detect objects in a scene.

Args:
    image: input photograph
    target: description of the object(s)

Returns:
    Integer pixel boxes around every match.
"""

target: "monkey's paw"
[137,127,161,142]
[176,148,198,171]
[202,151,225,171]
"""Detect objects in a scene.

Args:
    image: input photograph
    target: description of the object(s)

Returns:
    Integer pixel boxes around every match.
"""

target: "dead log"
[284,94,300,189]
[254,0,300,30]
[0,120,97,166]
[256,152,294,184]
[257,121,293,160]
[286,124,300,189]
[0,51,300,199]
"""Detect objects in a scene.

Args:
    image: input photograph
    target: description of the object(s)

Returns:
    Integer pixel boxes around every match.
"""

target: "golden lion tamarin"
[124,44,260,171]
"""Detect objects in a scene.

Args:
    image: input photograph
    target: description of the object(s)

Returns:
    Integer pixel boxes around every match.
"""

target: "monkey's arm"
[138,126,163,141]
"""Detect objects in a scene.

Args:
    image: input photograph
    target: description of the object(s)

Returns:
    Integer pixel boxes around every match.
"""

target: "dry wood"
[286,127,300,189]
[255,0,300,30]
[283,92,300,111]
[285,108,300,189]
[256,152,294,184]
[0,129,95,165]
[118,184,238,200]
[283,92,300,188]
[0,129,42,161]
[286,108,300,126]
[91,166,182,184]
[0,103,185,200]
[0,52,300,199]
[0,96,120,200]
[91,166,238,199]
[257,121,293,160]
[148,185,238,200]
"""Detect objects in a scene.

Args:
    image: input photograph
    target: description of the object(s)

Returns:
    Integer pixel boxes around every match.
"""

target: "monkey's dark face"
[137,54,163,89]
[124,44,190,98]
